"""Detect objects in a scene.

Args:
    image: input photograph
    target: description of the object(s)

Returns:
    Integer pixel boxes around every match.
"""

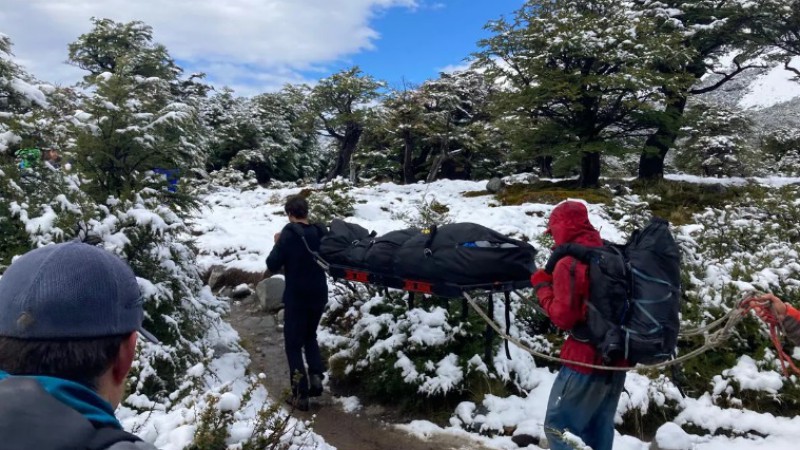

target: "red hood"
[547,201,602,246]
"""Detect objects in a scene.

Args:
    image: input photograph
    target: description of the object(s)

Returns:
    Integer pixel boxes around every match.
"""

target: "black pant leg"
[303,301,326,375]
[283,302,309,397]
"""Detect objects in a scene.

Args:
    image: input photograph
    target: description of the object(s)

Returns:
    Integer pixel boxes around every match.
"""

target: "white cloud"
[439,61,473,74]
[0,0,418,95]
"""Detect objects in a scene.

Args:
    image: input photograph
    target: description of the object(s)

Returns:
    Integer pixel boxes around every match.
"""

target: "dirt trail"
[229,296,495,450]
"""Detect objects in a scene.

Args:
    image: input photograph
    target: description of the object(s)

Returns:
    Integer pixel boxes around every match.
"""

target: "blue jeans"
[544,366,626,450]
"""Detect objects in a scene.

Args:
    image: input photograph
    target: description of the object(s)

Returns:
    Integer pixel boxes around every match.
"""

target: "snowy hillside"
[192,177,800,450]
[680,53,800,112]
[739,57,800,110]
[698,55,800,133]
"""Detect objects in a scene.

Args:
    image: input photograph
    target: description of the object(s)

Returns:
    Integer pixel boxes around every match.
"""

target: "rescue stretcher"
[323,261,534,364]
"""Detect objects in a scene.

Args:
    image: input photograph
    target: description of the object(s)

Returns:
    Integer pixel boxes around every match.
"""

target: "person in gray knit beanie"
[0,241,160,450]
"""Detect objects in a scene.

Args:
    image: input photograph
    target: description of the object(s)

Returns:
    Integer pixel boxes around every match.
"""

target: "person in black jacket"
[0,241,160,450]
[266,195,328,411]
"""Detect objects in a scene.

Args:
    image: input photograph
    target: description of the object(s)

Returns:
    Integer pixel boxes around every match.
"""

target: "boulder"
[240,293,258,305]
[511,434,540,448]
[257,277,285,313]
[207,265,226,290]
[611,184,629,196]
[524,174,540,184]
[212,341,239,357]
[486,177,506,193]
[231,283,252,299]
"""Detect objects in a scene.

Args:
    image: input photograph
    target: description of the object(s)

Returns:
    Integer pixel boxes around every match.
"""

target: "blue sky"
[2,0,523,96]
[309,0,522,89]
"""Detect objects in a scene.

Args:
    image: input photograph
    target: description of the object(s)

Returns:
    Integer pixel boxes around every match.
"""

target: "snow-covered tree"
[202,88,255,171]
[233,88,321,182]
[305,67,383,182]
[476,0,694,187]
[418,70,506,181]
[68,18,180,82]
[635,0,773,179]
[674,103,756,176]
[382,85,427,184]
[751,0,800,79]
[761,127,800,176]
[202,87,321,183]
[0,33,48,155]
[68,18,207,204]
[359,70,506,184]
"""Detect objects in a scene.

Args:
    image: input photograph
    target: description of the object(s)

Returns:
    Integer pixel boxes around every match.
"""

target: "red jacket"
[785,305,800,346]
[535,201,606,374]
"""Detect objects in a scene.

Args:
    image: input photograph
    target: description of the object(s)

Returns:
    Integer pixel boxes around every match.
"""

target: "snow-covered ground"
[193,179,624,273]
[119,315,332,450]
[192,178,800,450]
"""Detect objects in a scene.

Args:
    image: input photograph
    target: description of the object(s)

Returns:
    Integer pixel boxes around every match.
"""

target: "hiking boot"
[309,374,324,397]
[286,395,310,412]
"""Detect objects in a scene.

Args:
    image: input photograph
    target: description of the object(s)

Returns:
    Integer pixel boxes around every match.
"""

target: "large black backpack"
[544,218,681,365]
[318,219,375,267]
[365,228,419,274]
[394,222,537,284]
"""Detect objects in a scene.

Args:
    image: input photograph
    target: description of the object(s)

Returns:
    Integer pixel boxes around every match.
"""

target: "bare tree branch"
[784,60,800,79]
[690,61,766,95]
[318,113,343,140]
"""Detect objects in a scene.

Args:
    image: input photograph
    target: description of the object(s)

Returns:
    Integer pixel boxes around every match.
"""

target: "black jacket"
[0,377,157,450]
[266,222,328,303]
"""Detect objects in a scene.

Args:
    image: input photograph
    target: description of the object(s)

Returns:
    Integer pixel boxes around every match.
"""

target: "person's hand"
[531,269,553,291]
[273,232,281,243]
[752,293,787,322]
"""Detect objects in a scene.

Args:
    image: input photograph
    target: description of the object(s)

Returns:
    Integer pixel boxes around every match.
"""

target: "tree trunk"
[426,150,447,183]
[412,146,432,176]
[579,152,601,188]
[536,156,553,178]
[638,93,688,180]
[326,123,363,182]
[402,130,415,184]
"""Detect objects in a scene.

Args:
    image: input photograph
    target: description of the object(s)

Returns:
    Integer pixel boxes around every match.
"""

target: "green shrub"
[392,193,452,228]
[307,179,356,223]
[497,182,612,206]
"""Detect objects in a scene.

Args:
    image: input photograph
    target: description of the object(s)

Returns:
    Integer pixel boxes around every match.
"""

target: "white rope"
[463,292,747,372]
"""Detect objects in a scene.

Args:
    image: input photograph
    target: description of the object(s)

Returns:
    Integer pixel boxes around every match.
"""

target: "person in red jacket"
[530,201,626,450]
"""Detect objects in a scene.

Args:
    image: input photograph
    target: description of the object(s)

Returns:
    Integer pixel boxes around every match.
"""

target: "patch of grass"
[462,190,491,198]
[430,200,450,215]
[497,182,613,206]
[462,369,512,404]
[215,268,264,288]
[617,401,680,442]
[629,179,768,225]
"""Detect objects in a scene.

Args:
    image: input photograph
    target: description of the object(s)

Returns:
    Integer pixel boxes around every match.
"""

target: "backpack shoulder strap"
[313,223,328,237]
[544,243,595,274]
[285,223,314,255]
[86,427,141,450]
[286,223,331,265]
